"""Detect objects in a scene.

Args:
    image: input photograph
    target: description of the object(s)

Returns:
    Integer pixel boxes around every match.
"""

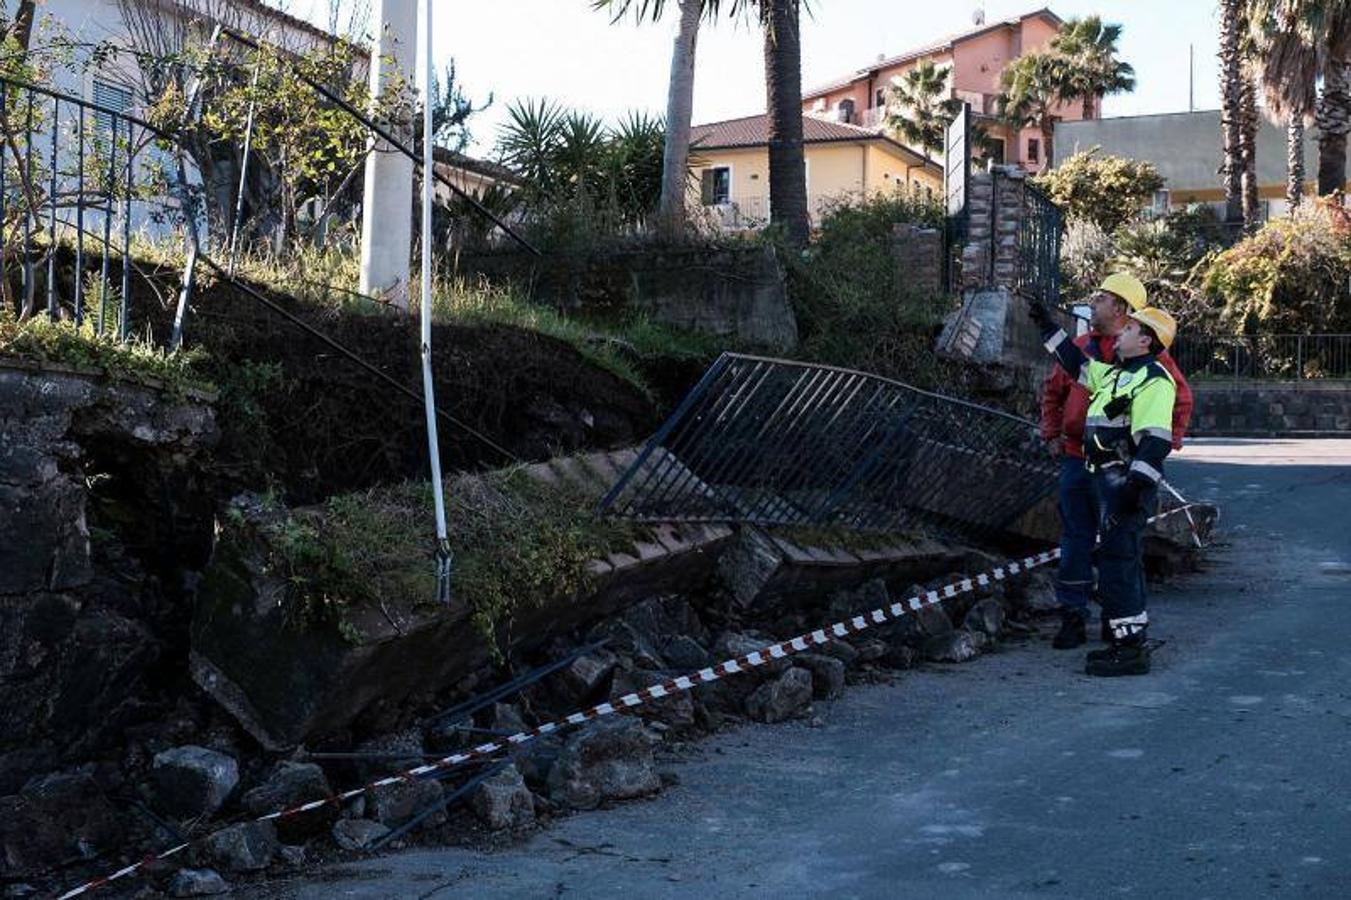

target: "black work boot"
[1085,639,1151,677]
[1052,609,1087,649]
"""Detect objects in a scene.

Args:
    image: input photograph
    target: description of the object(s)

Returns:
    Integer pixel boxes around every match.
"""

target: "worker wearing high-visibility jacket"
[1029,300,1178,677]
[1039,273,1193,651]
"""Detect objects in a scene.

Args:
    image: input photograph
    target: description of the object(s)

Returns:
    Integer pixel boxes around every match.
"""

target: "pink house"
[801,7,1087,171]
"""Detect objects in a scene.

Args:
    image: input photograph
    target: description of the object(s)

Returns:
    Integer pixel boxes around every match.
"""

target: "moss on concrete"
[229,467,645,650]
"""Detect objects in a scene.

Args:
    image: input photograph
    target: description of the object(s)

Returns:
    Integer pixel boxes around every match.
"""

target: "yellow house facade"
[688,114,944,230]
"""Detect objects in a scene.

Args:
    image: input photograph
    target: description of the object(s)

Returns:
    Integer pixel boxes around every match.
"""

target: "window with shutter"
[701,167,731,206]
[92,79,133,133]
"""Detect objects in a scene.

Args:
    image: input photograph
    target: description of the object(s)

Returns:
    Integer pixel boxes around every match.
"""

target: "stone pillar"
[358,0,417,307]
[959,164,1029,294]
[940,166,1049,371]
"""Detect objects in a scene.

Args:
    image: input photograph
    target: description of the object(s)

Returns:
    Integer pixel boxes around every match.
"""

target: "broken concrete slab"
[199,821,278,873]
[190,455,735,750]
[924,631,980,664]
[331,819,389,851]
[240,762,335,842]
[367,779,444,829]
[794,653,846,700]
[746,667,813,723]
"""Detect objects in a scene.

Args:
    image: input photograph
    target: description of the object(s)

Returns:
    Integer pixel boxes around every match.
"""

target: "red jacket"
[1040,331,1194,459]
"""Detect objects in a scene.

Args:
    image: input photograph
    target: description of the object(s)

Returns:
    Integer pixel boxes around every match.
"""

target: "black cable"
[426,638,609,727]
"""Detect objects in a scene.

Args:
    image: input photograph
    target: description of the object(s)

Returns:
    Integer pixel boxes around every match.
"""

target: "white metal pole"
[419,0,452,602]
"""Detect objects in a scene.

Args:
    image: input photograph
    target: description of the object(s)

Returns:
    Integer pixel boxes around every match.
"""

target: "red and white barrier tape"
[57,506,1201,898]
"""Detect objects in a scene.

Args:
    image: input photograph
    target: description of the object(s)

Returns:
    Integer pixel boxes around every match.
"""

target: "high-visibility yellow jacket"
[1043,328,1176,487]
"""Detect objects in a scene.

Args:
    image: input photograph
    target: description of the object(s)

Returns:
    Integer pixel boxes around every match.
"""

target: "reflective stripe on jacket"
[1042,328,1177,487]
[1039,330,1194,458]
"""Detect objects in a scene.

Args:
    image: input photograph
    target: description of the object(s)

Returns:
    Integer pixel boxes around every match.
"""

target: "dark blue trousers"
[1095,468,1157,638]
[1055,456,1099,611]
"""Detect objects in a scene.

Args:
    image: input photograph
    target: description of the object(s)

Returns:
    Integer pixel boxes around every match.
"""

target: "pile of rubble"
[4,561,1056,897]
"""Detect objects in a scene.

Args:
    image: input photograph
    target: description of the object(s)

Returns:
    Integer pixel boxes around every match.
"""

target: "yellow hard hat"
[1129,307,1177,350]
[1098,272,1148,311]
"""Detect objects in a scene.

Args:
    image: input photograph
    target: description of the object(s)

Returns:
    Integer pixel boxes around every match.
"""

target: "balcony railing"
[858,106,887,129]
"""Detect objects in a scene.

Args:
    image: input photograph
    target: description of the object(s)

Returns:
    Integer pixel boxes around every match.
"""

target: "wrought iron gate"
[1013,180,1062,306]
[0,76,166,336]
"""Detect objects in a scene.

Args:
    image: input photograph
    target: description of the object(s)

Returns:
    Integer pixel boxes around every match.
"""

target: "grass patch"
[237,465,645,651]
[0,308,209,393]
[432,276,728,400]
[226,243,723,400]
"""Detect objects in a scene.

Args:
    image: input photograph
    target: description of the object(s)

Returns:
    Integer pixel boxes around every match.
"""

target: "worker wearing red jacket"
[1039,273,1194,649]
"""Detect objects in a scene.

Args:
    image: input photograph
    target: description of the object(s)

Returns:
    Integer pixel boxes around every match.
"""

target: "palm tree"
[887,59,962,156]
[758,0,810,245]
[596,0,704,240]
[1220,0,1246,222]
[596,0,810,246]
[1307,1,1351,195]
[1245,1,1351,197]
[1049,15,1135,120]
[1240,65,1261,227]
[996,52,1061,173]
[1248,0,1319,209]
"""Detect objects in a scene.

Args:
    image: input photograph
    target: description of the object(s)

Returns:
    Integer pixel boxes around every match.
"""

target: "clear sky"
[284,1,1224,157]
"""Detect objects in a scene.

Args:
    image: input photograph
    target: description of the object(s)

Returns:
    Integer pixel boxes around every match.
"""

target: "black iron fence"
[0,75,180,338]
[1172,333,1351,383]
[1014,180,1062,307]
[599,353,1057,543]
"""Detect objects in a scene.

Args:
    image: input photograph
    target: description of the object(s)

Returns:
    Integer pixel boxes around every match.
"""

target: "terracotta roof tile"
[691,113,885,149]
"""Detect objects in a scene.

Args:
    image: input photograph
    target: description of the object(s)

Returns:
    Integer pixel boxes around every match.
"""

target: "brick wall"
[888,223,942,299]
[1190,382,1351,435]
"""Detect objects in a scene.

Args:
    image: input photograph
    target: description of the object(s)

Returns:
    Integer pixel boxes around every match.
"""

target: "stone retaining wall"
[1190,381,1351,435]
[460,244,799,350]
[0,358,217,791]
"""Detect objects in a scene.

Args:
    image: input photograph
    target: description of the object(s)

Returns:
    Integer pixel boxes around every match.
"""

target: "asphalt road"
[263,438,1351,900]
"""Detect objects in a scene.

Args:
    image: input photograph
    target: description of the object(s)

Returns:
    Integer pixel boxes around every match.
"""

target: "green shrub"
[1112,206,1226,327]
[1199,202,1351,334]
[788,190,955,387]
[1034,148,1164,233]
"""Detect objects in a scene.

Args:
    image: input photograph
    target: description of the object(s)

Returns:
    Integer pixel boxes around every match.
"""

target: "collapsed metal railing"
[600,353,1057,543]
